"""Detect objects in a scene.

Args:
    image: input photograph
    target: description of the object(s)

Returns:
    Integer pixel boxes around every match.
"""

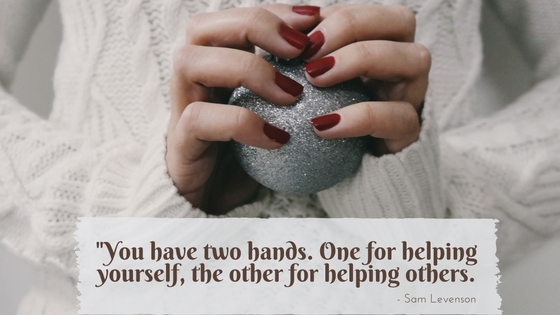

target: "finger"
[171,46,304,127]
[303,41,431,110]
[311,101,420,153]
[301,5,416,60]
[264,4,321,31]
[320,4,356,19]
[186,7,311,58]
[172,102,290,163]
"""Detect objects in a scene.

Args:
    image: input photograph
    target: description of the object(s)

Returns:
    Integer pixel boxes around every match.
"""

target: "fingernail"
[301,31,324,59]
[304,56,335,77]
[292,5,320,16]
[311,113,341,131]
[279,24,310,49]
[275,72,303,96]
[264,123,290,144]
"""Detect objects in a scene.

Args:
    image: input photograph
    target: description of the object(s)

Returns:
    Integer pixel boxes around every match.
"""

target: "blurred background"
[1,1,560,314]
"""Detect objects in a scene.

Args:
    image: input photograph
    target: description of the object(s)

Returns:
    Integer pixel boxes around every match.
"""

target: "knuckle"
[233,108,246,129]
[324,4,351,14]
[412,43,432,74]
[401,103,420,135]
[180,101,204,132]
[334,8,358,32]
[394,5,416,36]
[173,45,197,73]
[238,53,262,80]
[362,102,380,135]
[354,41,375,64]
[243,7,270,28]
[264,3,286,13]
[232,108,251,137]
[185,13,207,42]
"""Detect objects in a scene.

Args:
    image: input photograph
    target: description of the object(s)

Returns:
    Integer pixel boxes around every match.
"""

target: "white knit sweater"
[1,0,560,314]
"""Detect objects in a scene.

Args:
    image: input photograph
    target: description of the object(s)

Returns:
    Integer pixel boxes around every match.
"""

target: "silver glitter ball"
[229,55,369,194]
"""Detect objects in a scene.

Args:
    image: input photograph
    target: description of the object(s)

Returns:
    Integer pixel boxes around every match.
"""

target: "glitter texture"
[229,55,369,194]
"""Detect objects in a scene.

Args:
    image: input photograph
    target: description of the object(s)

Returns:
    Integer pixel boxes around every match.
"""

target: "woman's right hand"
[166,5,321,215]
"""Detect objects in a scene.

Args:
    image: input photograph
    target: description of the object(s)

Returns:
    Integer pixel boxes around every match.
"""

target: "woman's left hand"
[301,4,431,154]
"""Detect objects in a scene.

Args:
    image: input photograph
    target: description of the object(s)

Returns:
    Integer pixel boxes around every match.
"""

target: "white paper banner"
[76,218,500,314]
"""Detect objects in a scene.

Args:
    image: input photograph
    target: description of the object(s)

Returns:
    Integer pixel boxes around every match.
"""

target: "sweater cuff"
[80,109,202,219]
[317,96,444,219]
[97,109,271,219]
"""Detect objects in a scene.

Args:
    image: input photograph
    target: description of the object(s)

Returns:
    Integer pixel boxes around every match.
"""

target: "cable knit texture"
[0,0,559,314]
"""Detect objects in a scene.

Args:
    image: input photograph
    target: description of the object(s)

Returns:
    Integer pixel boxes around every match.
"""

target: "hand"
[167,5,321,214]
[301,5,431,154]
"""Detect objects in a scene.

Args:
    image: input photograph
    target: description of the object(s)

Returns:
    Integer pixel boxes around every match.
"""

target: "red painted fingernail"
[311,113,341,131]
[264,123,290,144]
[275,72,303,96]
[301,31,324,59]
[279,24,310,49]
[304,56,335,77]
[292,5,320,16]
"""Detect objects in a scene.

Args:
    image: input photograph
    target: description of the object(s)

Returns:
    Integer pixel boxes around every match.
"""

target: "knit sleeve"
[0,90,213,276]
[442,0,560,265]
[0,0,207,278]
[316,0,482,219]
